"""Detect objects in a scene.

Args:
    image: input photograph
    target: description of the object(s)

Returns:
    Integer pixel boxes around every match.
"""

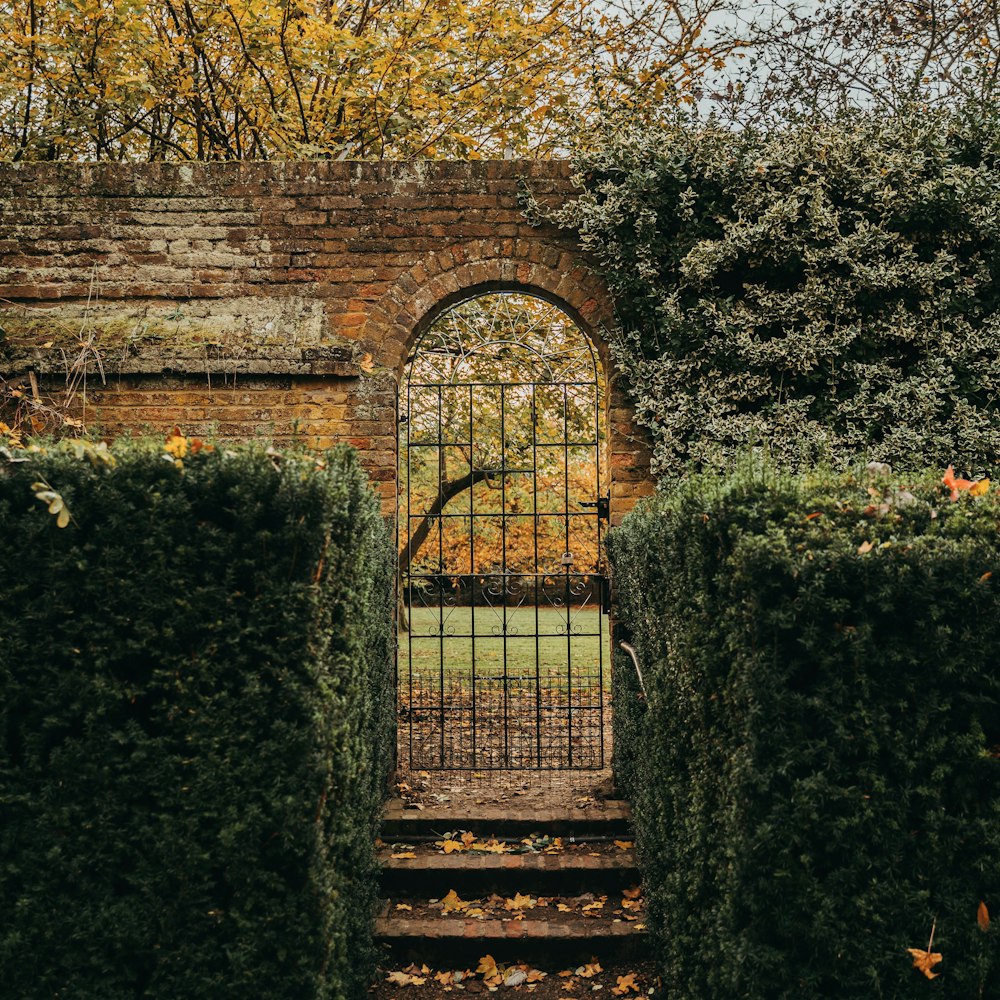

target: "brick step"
[380,798,632,840]
[377,798,642,966]
[378,845,638,896]
[375,907,647,966]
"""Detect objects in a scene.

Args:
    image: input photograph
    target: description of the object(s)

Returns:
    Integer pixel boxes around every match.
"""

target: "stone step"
[380,798,632,840]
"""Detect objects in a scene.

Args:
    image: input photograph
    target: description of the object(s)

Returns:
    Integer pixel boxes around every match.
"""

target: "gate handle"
[580,497,610,520]
[619,642,647,699]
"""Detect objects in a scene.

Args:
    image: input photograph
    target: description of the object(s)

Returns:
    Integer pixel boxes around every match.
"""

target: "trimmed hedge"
[608,464,1000,998]
[0,438,394,1000]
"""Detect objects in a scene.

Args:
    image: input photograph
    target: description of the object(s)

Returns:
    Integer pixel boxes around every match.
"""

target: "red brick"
[5,161,654,503]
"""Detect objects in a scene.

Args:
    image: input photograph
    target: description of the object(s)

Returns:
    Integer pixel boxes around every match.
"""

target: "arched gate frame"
[399,292,609,771]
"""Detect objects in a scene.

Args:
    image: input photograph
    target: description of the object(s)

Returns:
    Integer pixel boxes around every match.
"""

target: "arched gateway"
[400,291,607,771]
[0,160,655,779]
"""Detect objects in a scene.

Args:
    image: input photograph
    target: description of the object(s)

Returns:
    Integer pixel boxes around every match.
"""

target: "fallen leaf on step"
[577,962,602,978]
[505,892,537,910]
[477,955,500,980]
[386,970,425,986]
[442,889,472,913]
[435,971,455,985]
[438,839,465,854]
[390,851,415,859]
[395,903,412,911]
[471,839,507,854]
[612,974,639,995]
[622,886,642,900]
[614,840,634,850]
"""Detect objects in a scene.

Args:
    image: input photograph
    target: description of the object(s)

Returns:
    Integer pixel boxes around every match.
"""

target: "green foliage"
[0,438,394,1000]
[608,461,1000,998]
[542,109,1000,479]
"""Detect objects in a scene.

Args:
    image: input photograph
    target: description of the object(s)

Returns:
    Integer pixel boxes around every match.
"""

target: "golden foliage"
[0,0,735,160]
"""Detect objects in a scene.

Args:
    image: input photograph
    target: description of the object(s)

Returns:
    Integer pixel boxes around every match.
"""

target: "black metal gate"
[399,292,607,771]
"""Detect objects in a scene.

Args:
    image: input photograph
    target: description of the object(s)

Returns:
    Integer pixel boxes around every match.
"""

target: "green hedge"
[537,109,1000,478]
[0,438,394,1000]
[608,464,1000,998]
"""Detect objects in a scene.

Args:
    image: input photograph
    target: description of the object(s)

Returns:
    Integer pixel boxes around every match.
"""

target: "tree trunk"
[397,467,493,632]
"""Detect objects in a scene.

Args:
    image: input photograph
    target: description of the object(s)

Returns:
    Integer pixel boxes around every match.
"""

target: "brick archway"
[0,160,653,524]
[367,241,643,527]
[360,239,615,377]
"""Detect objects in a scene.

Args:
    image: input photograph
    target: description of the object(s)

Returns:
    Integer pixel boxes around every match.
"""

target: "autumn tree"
[0,0,743,161]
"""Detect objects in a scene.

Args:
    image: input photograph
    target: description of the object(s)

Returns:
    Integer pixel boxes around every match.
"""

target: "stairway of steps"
[372,797,649,984]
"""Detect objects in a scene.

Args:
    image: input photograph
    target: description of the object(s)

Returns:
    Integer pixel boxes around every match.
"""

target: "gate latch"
[580,496,610,521]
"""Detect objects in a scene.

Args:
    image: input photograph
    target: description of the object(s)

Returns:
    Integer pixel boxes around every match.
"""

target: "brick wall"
[0,160,653,519]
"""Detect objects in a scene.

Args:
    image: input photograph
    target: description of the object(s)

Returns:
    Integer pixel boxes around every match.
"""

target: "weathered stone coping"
[1,345,363,378]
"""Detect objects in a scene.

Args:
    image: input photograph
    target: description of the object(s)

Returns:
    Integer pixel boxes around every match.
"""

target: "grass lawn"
[401,605,608,682]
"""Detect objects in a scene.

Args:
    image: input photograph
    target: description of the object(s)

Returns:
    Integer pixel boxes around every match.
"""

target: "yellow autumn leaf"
[612,973,639,995]
[385,970,425,986]
[435,970,454,985]
[438,839,465,854]
[395,903,412,911]
[505,892,536,910]
[577,961,602,978]
[858,540,874,554]
[441,888,471,913]
[461,831,476,847]
[390,851,415,859]
[970,478,991,496]
[476,954,500,980]
[907,947,942,979]
[614,840,634,850]
[471,839,507,853]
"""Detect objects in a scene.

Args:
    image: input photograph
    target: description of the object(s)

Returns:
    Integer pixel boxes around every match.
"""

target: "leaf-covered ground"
[370,957,659,999]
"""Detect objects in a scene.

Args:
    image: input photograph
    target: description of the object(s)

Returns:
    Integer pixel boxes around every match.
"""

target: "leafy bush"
[608,462,1000,998]
[0,437,394,1000]
[540,109,1000,479]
